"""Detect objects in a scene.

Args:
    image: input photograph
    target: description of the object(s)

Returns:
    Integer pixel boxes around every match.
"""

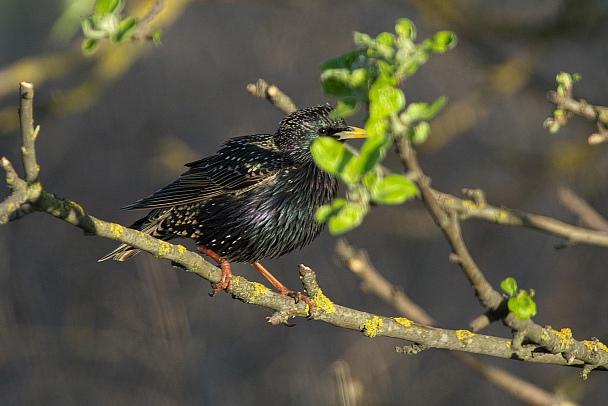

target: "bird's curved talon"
[210,271,233,296]
[198,245,234,296]
[285,291,316,318]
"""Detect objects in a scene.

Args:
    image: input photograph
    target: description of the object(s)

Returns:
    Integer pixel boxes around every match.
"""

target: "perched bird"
[100,105,366,302]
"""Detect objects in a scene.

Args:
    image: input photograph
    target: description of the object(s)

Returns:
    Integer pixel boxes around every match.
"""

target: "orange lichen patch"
[108,222,126,238]
[456,329,475,347]
[494,209,508,223]
[361,316,383,338]
[312,288,336,314]
[542,327,575,351]
[157,241,172,257]
[461,199,478,211]
[581,339,608,354]
[394,317,412,327]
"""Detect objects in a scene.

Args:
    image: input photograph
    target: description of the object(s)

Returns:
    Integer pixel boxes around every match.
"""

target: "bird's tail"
[98,242,141,262]
[98,209,173,262]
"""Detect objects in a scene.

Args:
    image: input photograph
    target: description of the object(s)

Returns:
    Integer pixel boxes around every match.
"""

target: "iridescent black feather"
[100,105,361,263]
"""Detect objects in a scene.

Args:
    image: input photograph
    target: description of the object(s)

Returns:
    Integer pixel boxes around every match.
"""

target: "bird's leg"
[196,245,233,295]
[251,261,316,316]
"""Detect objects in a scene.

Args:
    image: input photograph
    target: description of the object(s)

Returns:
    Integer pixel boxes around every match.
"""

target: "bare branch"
[133,0,164,40]
[336,238,579,406]
[547,90,608,124]
[18,82,39,182]
[558,185,608,232]
[435,188,608,247]
[395,135,608,373]
[3,82,608,386]
[246,79,297,115]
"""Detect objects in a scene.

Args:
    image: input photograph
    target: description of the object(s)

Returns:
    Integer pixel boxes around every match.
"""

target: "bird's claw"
[283,290,316,318]
[210,268,234,296]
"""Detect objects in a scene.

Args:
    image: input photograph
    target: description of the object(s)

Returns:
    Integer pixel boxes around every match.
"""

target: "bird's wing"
[123,135,285,210]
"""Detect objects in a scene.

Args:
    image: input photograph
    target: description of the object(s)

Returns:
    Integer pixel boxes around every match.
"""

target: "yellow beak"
[335,126,367,140]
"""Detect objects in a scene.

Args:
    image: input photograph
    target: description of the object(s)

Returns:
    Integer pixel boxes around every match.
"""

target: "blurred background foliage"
[2,0,608,404]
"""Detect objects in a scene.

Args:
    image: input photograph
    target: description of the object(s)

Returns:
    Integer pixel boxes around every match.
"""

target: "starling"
[100,105,366,301]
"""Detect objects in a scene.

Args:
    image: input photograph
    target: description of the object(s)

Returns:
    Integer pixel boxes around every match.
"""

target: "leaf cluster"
[544,71,581,134]
[81,0,162,54]
[313,19,456,234]
[501,277,537,320]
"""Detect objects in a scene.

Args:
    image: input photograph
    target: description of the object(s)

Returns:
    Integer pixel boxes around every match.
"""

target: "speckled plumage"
[100,105,362,263]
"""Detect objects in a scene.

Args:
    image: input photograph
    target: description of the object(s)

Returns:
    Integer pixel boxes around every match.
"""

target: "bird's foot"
[197,245,234,295]
[280,289,316,318]
[251,261,316,318]
[211,264,233,295]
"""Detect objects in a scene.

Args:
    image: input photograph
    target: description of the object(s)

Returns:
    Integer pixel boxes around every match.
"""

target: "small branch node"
[396,343,428,355]
[448,252,461,263]
[267,310,291,326]
[463,188,487,206]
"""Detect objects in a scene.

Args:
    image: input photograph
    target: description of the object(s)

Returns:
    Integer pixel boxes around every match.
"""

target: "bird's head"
[274,105,366,164]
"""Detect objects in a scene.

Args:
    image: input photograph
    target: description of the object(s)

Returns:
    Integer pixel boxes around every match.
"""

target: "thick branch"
[3,82,607,383]
[395,135,608,374]
[397,137,504,309]
[336,238,579,406]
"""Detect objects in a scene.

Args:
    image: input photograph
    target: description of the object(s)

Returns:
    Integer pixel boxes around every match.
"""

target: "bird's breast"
[190,163,338,262]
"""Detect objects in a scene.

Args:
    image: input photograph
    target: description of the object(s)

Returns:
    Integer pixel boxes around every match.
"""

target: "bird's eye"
[318,127,329,135]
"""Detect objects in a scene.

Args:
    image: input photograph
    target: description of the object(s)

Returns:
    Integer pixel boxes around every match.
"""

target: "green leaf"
[508,291,537,320]
[341,155,363,184]
[376,32,395,47]
[328,202,367,234]
[115,17,138,42]
[81,17,108,40]
[315,198,348,223]
[365,117,389,140]
[353,32,375,48]
[371,174,417,205]
[500,277,518,297]
[410,121,430,144]
[362,170,382,190]
[404,96,447,123]
[82,38,99,55]
[358,135,391,174]
[395,18,416,40]
[152,29,163,47]
[95,0,122,15]
[425,31,457,53]
[320,49,367,71]
[311,136,354,175]
[369,78,405,118]
[350,68,369,87]
[426,96,447,118]
[320,69,356,97]
[332,98,360,118]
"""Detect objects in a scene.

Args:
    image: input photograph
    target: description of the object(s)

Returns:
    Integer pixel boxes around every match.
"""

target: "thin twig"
[336,238,579,406]
[19,82,38,182]
[435,188,608,247]
[133,0,164,40]
[547,91,608,125]
[246,79,297,115]
[557,185,608,232]
[395,135,608,371]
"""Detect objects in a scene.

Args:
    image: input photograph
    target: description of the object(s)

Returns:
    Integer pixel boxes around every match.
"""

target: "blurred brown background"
[1,0,608,404]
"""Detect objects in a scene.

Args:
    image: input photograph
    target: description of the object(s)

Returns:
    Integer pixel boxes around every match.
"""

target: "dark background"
[1,0,608,404]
